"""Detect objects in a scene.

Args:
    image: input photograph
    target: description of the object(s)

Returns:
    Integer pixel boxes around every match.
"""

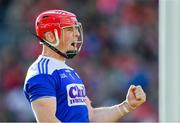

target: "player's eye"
[65,27,73,31]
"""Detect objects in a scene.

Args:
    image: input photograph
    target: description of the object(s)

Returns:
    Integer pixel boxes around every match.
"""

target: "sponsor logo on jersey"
[66,84,86,106]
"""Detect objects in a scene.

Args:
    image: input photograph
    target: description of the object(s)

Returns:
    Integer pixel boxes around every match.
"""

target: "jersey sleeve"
[25,74,56,102]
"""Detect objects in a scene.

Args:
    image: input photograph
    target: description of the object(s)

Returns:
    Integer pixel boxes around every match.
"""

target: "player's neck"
[41,46,66,62]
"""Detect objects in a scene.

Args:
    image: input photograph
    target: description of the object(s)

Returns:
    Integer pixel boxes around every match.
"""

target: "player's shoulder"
[25,55,73,81]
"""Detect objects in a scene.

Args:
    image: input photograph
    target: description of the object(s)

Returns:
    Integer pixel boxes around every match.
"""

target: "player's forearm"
[90,101,134,122]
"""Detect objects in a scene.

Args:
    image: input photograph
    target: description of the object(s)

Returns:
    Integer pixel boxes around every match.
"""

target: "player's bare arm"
[86,85,146,122]
[31,97,61,123]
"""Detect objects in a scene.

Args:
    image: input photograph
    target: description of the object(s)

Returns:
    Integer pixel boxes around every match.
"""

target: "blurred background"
[0,0,158,122]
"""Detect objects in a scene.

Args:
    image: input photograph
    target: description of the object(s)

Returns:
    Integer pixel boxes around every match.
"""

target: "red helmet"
[35,10,78,39]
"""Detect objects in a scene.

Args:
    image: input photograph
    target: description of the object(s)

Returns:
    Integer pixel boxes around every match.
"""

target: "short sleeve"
[24,74,56,102]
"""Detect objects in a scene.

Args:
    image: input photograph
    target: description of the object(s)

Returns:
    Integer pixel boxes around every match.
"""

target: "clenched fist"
[126,85,146,110]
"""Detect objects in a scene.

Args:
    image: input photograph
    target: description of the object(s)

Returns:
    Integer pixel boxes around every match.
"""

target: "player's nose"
[74,28,80,37]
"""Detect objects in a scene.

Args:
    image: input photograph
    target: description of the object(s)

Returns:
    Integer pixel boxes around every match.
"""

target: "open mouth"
[70,41,82,51]
[71,42,77,50]
[71,42,75,47]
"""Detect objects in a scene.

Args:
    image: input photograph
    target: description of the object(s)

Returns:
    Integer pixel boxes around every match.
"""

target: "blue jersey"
[23,55,89,122]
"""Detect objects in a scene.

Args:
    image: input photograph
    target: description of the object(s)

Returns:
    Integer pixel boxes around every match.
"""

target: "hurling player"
[23,10,146,122]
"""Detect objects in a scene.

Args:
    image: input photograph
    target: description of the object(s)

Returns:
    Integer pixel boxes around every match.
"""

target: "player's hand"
[126,85,146,110]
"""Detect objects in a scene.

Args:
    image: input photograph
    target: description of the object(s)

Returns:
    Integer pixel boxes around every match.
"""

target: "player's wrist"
[114,100,135,117]
[124,100,136,111]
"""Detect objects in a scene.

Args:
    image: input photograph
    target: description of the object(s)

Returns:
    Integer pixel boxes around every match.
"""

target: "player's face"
[59,24,83,54]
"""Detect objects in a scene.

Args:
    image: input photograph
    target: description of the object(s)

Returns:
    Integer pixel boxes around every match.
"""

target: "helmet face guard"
[35,10,83,59]
[60,23,83,58]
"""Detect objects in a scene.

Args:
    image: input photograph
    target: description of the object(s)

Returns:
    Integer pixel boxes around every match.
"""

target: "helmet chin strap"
[32,32,77,59]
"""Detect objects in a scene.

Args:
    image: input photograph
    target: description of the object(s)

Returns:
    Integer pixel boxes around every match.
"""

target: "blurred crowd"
[0,0,158,122]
